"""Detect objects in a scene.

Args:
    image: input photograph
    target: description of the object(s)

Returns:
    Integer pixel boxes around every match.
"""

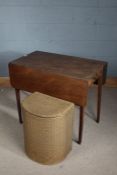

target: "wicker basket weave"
[21,92,74,165]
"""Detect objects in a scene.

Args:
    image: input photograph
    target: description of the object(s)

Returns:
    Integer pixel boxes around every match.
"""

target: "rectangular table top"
[10,51,107,86]
[9,51,107,106]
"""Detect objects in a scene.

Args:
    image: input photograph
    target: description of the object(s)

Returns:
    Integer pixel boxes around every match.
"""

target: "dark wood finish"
[78,106,84,144]
[97,75,103,123]
[9,65,89,106]
[9,51,107,144]
[1,76,117,88]
[15,89,23,123]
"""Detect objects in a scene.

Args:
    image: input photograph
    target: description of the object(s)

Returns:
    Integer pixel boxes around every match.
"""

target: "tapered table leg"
[97,75,103,123]
[78,106,84,144]
[15,89,23,124]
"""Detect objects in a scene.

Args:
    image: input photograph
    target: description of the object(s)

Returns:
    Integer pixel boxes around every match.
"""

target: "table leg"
[15,89,23,124]
[97,75,103,123]
[78,106,84,144]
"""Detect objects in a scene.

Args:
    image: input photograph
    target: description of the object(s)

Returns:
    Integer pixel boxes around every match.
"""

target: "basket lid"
[21,92,74,118]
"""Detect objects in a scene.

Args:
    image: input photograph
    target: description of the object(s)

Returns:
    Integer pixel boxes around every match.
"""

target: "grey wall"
[0,0,117,76]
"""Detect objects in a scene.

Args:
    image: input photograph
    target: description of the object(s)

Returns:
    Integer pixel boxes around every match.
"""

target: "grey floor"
[0,87,117,175]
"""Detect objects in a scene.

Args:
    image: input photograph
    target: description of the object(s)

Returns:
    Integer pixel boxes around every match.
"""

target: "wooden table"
[9,51,107,144]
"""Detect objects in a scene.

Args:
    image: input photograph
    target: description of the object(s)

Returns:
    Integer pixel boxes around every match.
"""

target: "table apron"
[9,66,89,107]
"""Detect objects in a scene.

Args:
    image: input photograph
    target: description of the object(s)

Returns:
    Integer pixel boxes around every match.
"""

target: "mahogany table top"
[10,51,107,86]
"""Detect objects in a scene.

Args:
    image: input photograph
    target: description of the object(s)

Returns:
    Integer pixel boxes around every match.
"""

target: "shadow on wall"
[0,51,23,76]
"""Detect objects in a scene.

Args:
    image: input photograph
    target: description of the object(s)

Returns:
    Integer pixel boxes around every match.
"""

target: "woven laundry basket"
[21,92,74,165]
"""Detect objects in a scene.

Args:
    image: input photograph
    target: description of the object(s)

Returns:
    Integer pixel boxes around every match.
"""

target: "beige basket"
[21,92,74,165]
